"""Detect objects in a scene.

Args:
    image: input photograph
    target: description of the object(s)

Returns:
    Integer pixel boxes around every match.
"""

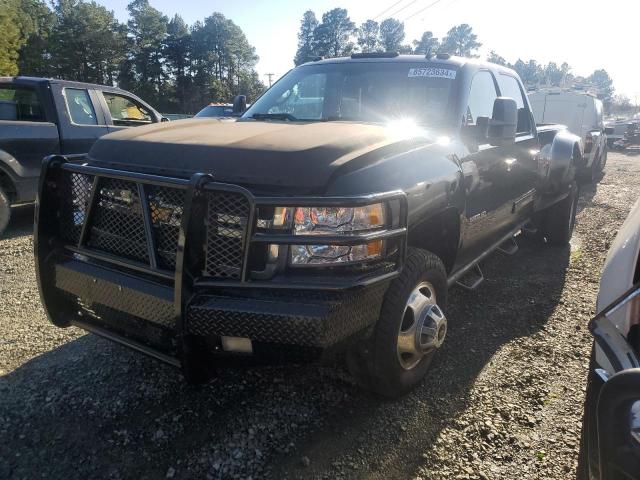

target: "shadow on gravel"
[1,224,573,480]
[2,204,35,240]
[271,237,572,479]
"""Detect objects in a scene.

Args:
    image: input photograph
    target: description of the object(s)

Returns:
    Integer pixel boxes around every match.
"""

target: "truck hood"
[88,118,435,191]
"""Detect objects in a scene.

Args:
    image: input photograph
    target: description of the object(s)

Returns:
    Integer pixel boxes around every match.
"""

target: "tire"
[352,248,448,398]
[0,187,10,237]
[600,147,608,172]
[577,350,600,480]
[539,182,578,246]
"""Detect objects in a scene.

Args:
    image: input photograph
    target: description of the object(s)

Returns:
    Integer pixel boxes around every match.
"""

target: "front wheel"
[351,248,448,398]
[0,187,10,237]
[538,182,578,246]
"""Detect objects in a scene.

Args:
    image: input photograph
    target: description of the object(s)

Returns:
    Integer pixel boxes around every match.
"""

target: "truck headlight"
[289,204,386,265]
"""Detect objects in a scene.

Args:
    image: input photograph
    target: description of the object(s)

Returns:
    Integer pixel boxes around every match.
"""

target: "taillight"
[585,133,594,154]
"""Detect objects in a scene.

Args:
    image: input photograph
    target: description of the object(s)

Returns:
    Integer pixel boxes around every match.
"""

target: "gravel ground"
[1,152,639,480]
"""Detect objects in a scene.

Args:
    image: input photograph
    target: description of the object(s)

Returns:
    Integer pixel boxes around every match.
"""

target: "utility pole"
[265,73,275,88]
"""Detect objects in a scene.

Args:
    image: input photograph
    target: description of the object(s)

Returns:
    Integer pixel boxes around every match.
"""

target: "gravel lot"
[1,152,639,480]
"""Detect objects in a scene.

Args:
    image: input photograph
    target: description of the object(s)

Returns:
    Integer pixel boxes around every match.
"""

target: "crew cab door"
[458,70,515,261]
[51,84,110,154]
[495,73,538,220]
[96,90,159,133]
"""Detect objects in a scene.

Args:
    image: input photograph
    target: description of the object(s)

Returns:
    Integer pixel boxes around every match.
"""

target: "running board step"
[456,264,484,290]
[497,237,519,255]
[522,222,538,235]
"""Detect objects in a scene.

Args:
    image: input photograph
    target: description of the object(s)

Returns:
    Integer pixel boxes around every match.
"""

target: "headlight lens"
[290,241,384,265]
[289,203,386,266]
[293,204,385,234]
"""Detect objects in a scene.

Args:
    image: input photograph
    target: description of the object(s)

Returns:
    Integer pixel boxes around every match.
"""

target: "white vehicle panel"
[595,197,640,373]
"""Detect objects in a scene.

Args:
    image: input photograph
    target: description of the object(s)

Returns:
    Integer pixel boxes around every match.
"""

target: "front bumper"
[35,156,406,372]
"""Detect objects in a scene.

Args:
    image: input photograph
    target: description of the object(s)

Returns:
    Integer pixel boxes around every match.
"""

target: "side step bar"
[497,237,519,256]
[447,221,528,290]
[456,264,484,290]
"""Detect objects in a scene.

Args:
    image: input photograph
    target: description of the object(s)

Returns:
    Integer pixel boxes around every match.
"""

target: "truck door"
[459,70,515,260]
[0,84,59,180]
[96,90,157,133]
[51,84,110,154]
[496,73,539,221]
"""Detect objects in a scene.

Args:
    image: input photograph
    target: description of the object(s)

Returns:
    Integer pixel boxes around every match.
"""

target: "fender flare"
[540,130,582,191]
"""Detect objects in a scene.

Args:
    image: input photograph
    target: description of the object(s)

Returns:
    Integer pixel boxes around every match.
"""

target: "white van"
[529,90,608,182]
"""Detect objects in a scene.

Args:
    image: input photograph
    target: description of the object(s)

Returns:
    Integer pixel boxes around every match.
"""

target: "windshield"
[243,62,456,125]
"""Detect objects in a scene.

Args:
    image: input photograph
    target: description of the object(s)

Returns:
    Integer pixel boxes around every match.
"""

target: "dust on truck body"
[35,54,581,397]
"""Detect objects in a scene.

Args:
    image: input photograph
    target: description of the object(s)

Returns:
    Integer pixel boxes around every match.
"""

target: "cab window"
[0,86,45,122]
[497,74,532,135]
[102,92,152,126]
[465,71,497,126]
[64,88,98,125]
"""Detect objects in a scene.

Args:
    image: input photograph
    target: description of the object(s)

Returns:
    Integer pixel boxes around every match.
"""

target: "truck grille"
[205,191,250,279]
[56,169,251,278]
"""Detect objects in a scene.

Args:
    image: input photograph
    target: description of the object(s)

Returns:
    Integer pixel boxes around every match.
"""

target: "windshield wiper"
[251,113,299,121]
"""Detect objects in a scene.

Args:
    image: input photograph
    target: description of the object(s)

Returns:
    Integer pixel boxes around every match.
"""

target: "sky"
[96,0,640,101]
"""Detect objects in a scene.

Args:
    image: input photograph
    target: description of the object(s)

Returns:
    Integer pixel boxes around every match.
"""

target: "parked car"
[195,97,248,119]
[529,90,607,182]
[0,76,164,235]
[194,103,235,118]
[35,53,583,397]
[578,198,640,480]
[605,120,632,149]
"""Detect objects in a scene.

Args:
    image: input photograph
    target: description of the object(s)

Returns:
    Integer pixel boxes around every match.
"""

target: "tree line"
[0,0,264,114]
[294,8,623,111]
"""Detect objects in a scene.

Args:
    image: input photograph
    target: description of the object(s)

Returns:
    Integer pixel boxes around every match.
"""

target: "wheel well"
[407,207,460,274]
[0,169,17,202]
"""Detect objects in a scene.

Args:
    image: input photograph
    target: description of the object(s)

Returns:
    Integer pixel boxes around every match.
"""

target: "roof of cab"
[302,54,518,77]
[0,76,133,93]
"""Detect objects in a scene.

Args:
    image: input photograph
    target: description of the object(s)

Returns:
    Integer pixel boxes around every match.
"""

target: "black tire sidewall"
[543,182,577,246]
[369,248,448,397]
[0,187,10,237]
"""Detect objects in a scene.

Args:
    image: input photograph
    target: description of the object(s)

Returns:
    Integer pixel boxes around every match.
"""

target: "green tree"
[486,50,508,66]
[379,18,405,52]
[163,15,191,112]
[313,8,355,58]
[127,0,168,103]
[588,69,614,103]
[294,10,319,65]
[0,0,23,75]
[513,59,542,87]
[440,23,481,57]
[357,19,380,53]
[413,31,438,55]
[49,0,127,85]
[16,0,56,77]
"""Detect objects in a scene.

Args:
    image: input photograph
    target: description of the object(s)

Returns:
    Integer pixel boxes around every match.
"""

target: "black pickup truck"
[35,54,582,397]
[0,77,164,234]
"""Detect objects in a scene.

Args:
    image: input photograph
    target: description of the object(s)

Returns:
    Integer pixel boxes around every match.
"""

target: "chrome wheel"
[396,281,447,370]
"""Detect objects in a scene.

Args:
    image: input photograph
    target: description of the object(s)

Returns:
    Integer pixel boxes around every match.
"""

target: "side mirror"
[488,97,517,146]
[232,95,247,114]
[604,127,615,135]
[160,116,170,122]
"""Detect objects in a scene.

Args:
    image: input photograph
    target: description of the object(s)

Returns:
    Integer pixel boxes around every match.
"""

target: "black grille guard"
[35,155,408,356]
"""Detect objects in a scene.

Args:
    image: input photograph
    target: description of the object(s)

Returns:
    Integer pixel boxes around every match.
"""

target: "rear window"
[0,86,45,122]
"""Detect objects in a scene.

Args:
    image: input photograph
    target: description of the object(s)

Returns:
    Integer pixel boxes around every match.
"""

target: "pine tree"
[294,10,319,65]
[357,20,380,53]
[313,8,355,58]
